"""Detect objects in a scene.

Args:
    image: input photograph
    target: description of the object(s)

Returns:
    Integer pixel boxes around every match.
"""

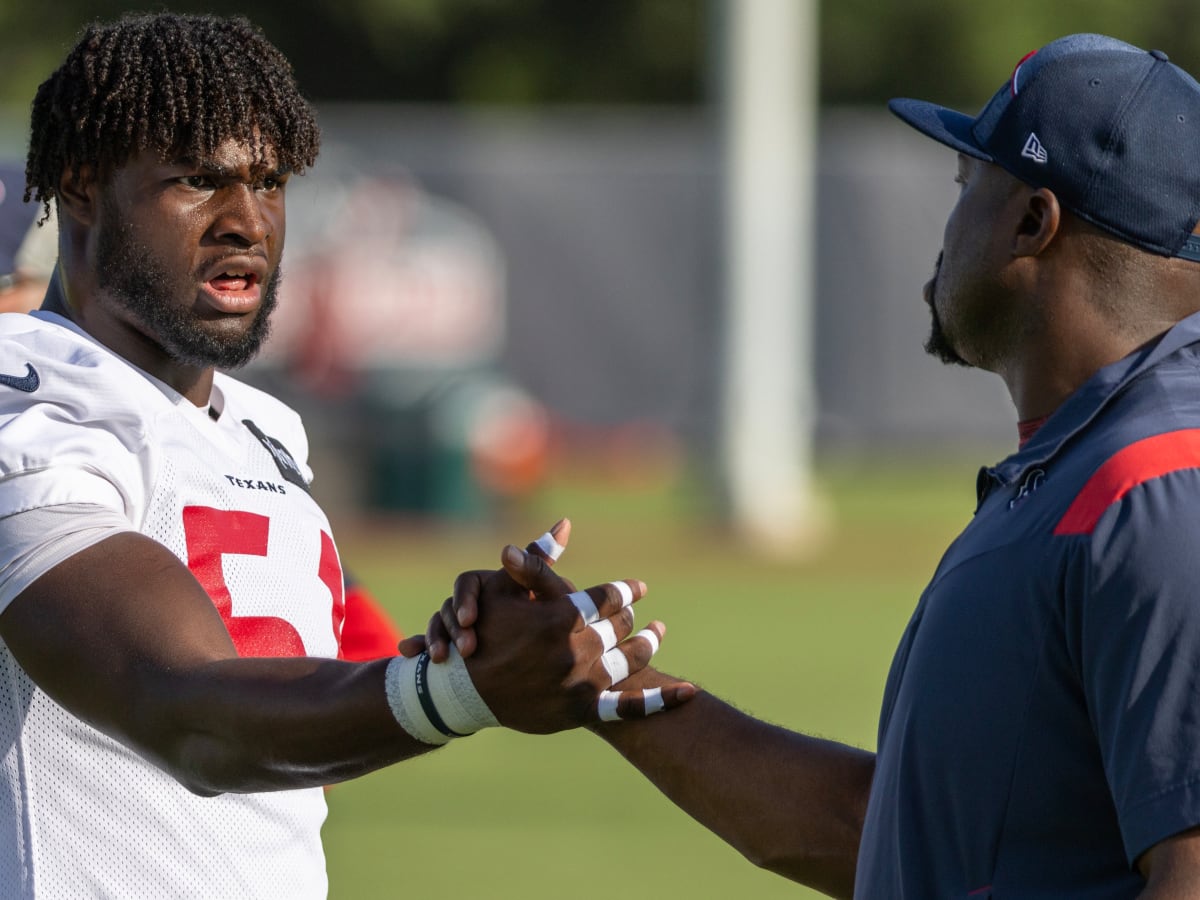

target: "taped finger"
[597,691,621,722]
[530,530,565,563]
[597,625,663,686]
[596,687,667,722]
[588,617,620,653]
[568,589,600,625]
[643,687,665,715]
[610,580,635,611]
[600,646,631,685]
[568,581,639,628]
[635,627,661,657]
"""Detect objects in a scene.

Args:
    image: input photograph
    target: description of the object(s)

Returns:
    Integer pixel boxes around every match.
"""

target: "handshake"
[384,519,696,745]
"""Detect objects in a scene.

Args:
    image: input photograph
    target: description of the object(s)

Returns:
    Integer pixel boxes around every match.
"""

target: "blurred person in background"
[0,163,55,314]
[430,33,1200,899]
[257,173,550,518]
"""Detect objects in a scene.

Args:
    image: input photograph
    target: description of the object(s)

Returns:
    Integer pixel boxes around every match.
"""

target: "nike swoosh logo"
[0,363,40,392]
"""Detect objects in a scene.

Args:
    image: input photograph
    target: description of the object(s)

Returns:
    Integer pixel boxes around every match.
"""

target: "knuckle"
[559,646,584,676]
[566,679,596,707]
[524,553,549,579]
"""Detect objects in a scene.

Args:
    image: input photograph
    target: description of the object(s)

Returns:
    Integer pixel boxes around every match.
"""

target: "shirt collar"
[981,309,1200,492]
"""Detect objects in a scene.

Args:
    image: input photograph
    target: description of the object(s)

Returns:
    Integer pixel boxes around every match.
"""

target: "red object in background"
[339,576,403,661]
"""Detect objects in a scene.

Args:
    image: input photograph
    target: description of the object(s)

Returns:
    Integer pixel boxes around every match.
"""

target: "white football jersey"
[0,311,345,899]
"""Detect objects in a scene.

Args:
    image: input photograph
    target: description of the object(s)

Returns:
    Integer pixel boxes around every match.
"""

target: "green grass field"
[322,453,993,899]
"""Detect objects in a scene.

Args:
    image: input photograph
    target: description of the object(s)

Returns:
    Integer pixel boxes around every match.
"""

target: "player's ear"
[56,165,98,227]
[1013,186,1061,258]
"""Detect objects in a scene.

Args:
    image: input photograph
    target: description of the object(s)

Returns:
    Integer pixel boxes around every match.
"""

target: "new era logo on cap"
[1021,132,1048,164]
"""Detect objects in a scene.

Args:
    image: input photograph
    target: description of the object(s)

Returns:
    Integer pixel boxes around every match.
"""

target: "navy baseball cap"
[889,34,1200,262]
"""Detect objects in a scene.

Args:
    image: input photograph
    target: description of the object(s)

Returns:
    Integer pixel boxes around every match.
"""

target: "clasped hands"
[398,519,695,732]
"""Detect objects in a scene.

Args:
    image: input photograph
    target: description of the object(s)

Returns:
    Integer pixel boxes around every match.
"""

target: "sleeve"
[0,503,135,612]
[338,572,403,661]
[1070,467,1200,865]
[0,342,151,521]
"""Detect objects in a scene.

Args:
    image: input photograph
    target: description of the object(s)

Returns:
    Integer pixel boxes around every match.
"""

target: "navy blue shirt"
[856,312,1200,898]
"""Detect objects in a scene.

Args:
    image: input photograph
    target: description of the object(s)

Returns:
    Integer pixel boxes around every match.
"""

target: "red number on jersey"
[183,506,345,657]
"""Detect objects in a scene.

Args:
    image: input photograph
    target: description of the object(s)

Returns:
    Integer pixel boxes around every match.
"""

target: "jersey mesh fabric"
[0,313,342,899]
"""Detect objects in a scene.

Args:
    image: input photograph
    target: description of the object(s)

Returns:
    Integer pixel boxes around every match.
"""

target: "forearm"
[134,655,437,795]
[593,671,873,899]
[0,531,440,796]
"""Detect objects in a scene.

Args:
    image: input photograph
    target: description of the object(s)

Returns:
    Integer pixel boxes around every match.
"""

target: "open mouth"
[208,270,260,293]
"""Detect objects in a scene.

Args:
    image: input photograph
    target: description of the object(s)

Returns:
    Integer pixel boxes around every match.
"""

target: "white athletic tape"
[643,687,665,715]
[601,646,631,685]
[534,531,565,562]
[568,589,600,625]
[383,650,498,746]
[635,627,661,657]
[597,691,622,721]
[610,580,635,609]
[589,618,619,652]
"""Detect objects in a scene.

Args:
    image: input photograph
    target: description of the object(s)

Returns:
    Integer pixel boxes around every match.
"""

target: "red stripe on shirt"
[1054,429,1200,535]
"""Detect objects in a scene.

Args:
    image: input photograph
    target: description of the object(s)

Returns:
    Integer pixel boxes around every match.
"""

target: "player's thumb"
[501,544,568,600]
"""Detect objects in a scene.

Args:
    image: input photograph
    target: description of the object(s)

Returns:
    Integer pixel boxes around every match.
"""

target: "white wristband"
[385,655,450,745]
[426,645,500,735]
[384,650,499,745]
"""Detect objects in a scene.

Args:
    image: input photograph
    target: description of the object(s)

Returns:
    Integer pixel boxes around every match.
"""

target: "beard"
[924,306,970,367]
[923,252,969,368]
[94,199,279,370]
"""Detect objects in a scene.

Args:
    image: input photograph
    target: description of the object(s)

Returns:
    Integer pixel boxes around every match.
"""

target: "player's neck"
[40,276,216,408]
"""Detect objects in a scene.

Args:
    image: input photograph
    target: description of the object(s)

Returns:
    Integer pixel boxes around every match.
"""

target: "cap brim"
[887,98,993,162]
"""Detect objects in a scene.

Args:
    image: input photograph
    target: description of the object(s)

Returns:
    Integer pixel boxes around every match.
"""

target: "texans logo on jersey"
[241,419,311,494]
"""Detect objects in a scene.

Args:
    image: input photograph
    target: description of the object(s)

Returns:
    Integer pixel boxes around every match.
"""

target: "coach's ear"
[56,165,98,227]
[1012,185,1062,259]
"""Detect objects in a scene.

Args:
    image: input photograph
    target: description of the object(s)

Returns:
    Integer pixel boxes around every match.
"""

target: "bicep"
[1138,827,1200,897]
[0,530,237,751]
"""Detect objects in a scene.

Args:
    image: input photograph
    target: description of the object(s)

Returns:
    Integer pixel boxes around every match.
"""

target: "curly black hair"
[25,12,321,219]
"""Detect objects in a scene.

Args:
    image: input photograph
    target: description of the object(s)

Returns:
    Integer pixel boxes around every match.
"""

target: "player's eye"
[256,172,289,193]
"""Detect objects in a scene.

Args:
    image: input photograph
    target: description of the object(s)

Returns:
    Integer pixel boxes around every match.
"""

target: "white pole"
[719,0,822,555]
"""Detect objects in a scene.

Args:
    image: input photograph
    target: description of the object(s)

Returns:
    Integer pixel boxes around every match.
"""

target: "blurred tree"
[1,0,1199,111]
[0,0,706,106]
[822,0,1200,108]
